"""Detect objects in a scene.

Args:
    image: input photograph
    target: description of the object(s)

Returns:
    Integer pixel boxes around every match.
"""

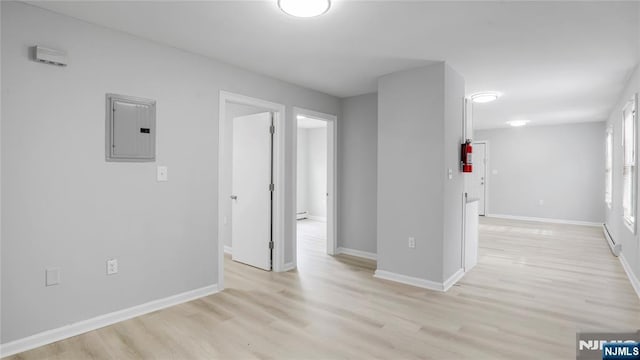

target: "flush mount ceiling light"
[278,0,331,17]
[507,120,529,127]
[470,91,502,104]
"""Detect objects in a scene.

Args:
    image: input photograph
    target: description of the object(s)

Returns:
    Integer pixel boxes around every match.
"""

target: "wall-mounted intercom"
[105,93,156,162]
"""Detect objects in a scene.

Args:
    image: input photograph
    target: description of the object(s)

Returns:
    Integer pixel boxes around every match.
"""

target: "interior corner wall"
[296,127,327,219]
[377,63,446,281]
[296,128,309,214]
[1,1,340,344]
[305,128,327,219]
[338,93,378,254]
[474,122,606,223]
[442,65,465,280]
[605,63,640,285]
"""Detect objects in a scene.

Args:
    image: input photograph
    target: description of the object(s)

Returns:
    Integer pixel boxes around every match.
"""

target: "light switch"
[448,168,453,179]
[157,166,168,182]
[46,268,60,286]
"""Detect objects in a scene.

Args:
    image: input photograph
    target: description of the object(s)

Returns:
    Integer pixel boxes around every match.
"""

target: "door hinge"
[269,125,275,134]
[269,183,274,192]
[269,241,274,249]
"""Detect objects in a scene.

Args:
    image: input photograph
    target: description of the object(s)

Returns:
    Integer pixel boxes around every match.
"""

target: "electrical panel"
[106,94,156,162]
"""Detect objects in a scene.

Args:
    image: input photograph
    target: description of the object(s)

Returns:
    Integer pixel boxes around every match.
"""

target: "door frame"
[218,91,286,289]
[292,107,338,268]
[473,140,489,215]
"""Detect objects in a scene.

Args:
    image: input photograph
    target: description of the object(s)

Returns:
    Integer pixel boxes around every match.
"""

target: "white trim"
[307,215,327,222]
[336,247,377,260]
[443,268,465,291]
[223,245,232,255]
[0,284,220,358]
[602,224,621,256]
[218,91,287,280]
[619,253,640,299]
[373,269,463,292]
[282,262,295,272]
[292,107,338,270]
[374,270,443,291]
[486,213,602,227]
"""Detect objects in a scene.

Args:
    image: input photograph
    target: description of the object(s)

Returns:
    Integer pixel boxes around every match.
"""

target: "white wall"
[306,128,327,219]
[338,93,378,254]
[605,63,640,289]
[296,127,326,219]
[475,122,606,223]
[296,128,308,214]
[442,65,465,280]
[1,1,340,344]
[377,62,465,283]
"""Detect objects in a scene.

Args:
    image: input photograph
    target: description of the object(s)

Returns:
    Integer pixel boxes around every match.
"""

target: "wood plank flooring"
[6,217,640,359]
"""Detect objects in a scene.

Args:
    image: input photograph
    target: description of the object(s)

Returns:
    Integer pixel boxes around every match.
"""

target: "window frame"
[622,93,638,233]
[605,126,613,208]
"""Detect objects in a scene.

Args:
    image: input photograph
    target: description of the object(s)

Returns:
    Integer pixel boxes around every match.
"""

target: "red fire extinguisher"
[461,139,473,173]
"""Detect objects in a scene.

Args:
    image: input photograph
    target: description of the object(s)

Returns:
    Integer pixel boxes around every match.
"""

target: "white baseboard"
[282,262,295,272]
[486,213,602,227]
[224,245,232,254]
[619,253,640,299]
[602,224,621,256]
[336,247,377,261]
[307,215,327,222]
[0,284,220,358]
[374,270,441,291]
[443,268,465,291]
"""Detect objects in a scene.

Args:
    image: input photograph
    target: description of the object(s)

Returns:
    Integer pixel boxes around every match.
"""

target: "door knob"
[230,195,238,200]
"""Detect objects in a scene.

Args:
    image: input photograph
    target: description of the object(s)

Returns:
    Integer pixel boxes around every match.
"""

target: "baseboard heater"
[603,223,621,256]
[296,211,308,220]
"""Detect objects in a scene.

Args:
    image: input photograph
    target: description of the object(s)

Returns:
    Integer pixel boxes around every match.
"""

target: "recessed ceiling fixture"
[507,120,529,127]
[470,91,502,104]
[278,0,331,17]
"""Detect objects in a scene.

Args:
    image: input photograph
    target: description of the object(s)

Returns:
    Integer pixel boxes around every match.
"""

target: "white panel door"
[470,142,487,215]
[232,112,272,271]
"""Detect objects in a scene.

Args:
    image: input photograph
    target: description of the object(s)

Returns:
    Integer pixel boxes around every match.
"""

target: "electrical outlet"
[157,166,168,182]
[408,237,416,249]
[106,259,118,275]
[45,268,60,286]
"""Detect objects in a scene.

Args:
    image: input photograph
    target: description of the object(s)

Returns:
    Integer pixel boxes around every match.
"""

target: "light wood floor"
[6,218,640,359]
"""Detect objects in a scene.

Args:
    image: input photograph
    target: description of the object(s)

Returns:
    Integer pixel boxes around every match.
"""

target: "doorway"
[470,141,488,215]
[218,92,286,289]
[293,108,337,269]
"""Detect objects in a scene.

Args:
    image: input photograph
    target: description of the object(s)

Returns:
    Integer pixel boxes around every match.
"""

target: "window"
[605,128,613,208]
[622,94,638,231]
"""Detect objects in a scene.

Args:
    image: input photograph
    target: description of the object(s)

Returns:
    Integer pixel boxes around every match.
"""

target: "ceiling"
[28,1,639,129]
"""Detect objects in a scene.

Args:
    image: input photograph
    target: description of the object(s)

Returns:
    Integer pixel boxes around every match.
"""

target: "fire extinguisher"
[461,139,473,173]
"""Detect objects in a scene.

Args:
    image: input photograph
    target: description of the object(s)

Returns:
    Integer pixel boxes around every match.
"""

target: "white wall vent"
[34,46,68,67]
